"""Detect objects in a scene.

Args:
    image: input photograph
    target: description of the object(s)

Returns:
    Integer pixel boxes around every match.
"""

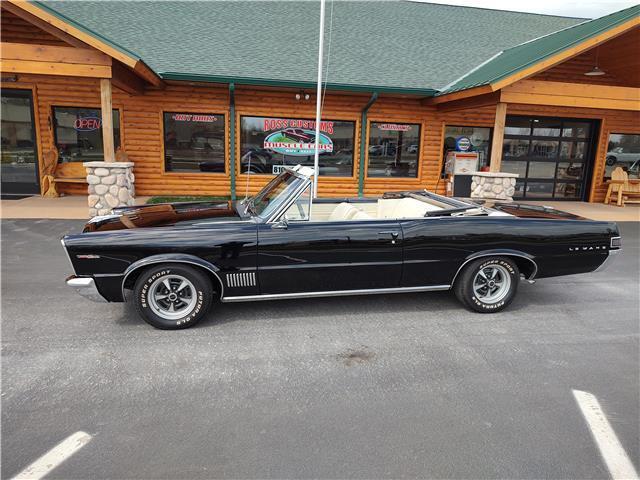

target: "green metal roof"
[37,1,586,94]
[440,3,640,95]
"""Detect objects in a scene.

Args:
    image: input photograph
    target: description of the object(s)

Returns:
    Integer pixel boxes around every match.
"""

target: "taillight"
[610,236,622,249]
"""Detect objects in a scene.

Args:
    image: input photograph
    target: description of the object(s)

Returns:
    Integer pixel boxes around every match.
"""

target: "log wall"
[3,72,638,202]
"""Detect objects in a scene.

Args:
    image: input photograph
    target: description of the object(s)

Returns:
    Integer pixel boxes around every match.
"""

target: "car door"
[257,199,403,294]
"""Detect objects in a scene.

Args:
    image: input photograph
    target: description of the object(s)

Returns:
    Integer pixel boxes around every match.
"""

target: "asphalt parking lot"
[2,219,639,479]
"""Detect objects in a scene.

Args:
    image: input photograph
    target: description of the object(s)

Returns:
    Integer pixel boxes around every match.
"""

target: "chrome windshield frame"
[249,166,314,223]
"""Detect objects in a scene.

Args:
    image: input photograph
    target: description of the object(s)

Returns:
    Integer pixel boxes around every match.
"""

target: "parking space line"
[573,390,639,480]
[11,431,92,480]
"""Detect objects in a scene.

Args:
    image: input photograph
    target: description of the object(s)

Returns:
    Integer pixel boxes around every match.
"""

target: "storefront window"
[604,133,640,180]
[163,112,225,173]
[367,122,420,177]
[443,126,492,171]
[53,107,120,163]
[240,116,354,176]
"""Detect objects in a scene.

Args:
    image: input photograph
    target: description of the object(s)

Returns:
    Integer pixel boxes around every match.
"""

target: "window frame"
[603,131,640,181]
[51,104,123,164]
[237,113,357,179]
[161,110,228,176]
[365,120,422,179]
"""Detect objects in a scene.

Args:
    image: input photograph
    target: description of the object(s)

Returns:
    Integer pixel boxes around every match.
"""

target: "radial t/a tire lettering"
[454,256,519,313]
[133,263,212,329]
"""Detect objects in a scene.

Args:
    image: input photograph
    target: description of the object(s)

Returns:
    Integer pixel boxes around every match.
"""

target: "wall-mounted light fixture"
[584,48,606,76]
[295,90,311,101]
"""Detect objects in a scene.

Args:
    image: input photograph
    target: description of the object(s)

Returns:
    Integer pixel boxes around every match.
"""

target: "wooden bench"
[604,166,640,207]
[41,147,86,197]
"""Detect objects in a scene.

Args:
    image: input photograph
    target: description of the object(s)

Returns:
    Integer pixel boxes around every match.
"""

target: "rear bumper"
[66,275,107,303]
[593,249,621,273]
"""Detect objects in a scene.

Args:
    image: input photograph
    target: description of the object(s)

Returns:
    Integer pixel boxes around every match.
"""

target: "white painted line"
[11,431,92,480]
[573,390,639,480]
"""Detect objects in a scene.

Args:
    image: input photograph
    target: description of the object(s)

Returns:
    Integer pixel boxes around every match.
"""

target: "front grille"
[226,272,256,288]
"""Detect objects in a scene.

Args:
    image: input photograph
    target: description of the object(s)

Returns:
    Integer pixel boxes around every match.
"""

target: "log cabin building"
[1,1,639,204]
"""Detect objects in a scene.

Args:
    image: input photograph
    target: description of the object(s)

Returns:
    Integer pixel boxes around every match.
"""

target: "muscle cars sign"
[240,116,355,176]
[262,118,334,157]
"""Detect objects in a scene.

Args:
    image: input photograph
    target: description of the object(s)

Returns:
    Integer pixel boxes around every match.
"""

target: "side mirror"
[271,217,288,230]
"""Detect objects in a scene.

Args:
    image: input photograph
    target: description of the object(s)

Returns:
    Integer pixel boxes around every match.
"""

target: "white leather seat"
[351,210,373,220]
[377,197,441,219]
[328,202,359,221]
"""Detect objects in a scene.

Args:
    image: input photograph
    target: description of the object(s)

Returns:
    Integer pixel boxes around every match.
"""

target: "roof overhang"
[5,0,162,87]
[429,14,640,105]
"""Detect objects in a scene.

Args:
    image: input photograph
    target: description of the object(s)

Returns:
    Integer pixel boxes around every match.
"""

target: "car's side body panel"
[256,219,403,294]
[66,221,259,301]
[400,216,617,286]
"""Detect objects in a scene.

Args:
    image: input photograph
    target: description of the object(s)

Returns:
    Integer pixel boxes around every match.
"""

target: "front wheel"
[133,263,213,329]
[454,257,519,313]
[606,156,616,166]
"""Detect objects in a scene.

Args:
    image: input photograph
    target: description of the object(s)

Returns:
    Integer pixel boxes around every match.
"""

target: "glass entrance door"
[501,116,597,200]
[1,89,40,196]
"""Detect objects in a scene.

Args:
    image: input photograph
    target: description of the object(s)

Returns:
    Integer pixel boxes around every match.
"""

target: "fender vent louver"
[226,272,256,288]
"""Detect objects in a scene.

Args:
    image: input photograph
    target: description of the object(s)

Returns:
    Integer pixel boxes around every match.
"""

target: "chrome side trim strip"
[221,284,451,303]
[121,258,225,300]
[60,238,77,275]
[451,252,539,285]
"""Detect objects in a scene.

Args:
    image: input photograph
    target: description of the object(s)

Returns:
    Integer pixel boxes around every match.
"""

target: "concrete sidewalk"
[0,195,150,220]
[1,194,639,221]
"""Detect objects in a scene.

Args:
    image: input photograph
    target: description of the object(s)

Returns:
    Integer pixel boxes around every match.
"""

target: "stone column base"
[470,172,518,202]
[84,161,135,217]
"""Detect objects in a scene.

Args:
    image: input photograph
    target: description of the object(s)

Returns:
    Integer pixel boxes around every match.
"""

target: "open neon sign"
[74,117,101,131]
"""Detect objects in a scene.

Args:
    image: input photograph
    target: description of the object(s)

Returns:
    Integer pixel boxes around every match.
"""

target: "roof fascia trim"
[160,73,439,96]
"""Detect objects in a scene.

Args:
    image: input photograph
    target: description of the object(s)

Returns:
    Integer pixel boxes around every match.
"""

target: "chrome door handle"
[378,231,399,244]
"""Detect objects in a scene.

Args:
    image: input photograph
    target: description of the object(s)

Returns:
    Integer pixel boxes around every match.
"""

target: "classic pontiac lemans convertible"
[62,166,621,329]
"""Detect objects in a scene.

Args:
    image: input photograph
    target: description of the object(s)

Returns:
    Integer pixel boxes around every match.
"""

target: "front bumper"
[66,275,107,303]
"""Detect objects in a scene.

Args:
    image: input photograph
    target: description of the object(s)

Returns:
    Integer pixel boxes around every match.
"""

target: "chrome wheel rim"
[148,275,197,320]
[472,264,511,304]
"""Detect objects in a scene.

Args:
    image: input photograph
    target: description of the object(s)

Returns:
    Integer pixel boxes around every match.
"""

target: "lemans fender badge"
[568,246,607,251]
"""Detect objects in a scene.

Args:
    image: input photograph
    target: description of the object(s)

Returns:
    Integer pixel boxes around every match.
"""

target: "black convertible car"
[63,166,621,329]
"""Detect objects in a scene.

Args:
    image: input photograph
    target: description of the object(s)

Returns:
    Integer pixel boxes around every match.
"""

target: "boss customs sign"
[262,118,334,156]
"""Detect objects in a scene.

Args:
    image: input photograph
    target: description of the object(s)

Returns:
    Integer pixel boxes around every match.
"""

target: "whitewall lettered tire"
[454,257,519,313]
[133,263,212,329]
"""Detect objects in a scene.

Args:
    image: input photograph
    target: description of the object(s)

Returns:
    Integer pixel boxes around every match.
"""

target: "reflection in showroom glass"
[367,122,420,177]
[163,112,225,173]
[604,133,640,180]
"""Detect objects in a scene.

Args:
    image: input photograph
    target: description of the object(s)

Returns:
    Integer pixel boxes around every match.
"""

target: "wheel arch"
[121,254,224,301]
[451,250,538,285]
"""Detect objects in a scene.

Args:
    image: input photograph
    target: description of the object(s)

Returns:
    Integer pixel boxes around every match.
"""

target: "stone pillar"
[84,161,135,217]
[470,172,518,202]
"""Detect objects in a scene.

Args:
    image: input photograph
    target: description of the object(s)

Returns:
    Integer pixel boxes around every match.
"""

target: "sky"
[416,0,638,18]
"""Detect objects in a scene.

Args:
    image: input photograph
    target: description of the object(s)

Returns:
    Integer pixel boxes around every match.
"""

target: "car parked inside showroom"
[62,166,621,329]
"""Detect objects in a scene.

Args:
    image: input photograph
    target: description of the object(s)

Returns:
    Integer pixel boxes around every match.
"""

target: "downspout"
[229,83,236,201]
[358,92,378,197]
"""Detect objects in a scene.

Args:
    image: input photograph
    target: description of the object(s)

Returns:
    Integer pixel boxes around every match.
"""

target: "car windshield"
[248,170,306,219]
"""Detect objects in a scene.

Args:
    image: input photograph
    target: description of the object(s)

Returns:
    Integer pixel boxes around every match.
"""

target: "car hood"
[83,201,242,232]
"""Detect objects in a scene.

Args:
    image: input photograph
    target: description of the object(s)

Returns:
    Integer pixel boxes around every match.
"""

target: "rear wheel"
[454,257,519,313]
[133,263,212,329]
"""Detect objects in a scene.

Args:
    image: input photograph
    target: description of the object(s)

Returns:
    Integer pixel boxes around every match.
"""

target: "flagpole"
[313,0,326,198]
